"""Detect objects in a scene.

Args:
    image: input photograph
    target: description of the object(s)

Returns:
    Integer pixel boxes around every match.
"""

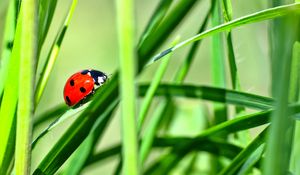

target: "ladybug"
[63,69,108,106]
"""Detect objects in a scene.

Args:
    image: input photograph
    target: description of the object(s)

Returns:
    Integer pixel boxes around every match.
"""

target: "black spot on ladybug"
[66,96,71,104]
[80,87,86,93]
[81,70,89,75]
[70,79,74,86]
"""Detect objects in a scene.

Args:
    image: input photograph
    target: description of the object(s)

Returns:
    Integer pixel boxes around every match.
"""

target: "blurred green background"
[0,0,271,174]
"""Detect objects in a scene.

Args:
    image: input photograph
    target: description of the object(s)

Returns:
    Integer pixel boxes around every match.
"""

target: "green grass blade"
[211,0,227,125]
[138,0,199,67]
[0,1,22,172]
[137,0,173,48]
[291,41,300,174]
[0,0,17,99]
[37,0,57,50]
[149,3,300,64]
[237,144,265,175]
[116,0,138,174]
[139,84,274,110]
[218,127,268,175]
[138,37,178,130]
[32,102,90,149]
[263,2,299,174]
[15,0,38,174]
[139,100,168,165]
[33,104,68,127]
[34,0,78,107]
[33,75,119,175]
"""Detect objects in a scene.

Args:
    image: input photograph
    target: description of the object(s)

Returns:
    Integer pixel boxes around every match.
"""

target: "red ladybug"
[63,69,108,106]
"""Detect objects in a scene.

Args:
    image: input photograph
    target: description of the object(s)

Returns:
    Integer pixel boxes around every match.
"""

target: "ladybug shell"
[63,72,95,106]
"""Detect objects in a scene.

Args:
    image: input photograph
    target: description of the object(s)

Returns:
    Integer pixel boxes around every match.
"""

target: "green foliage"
[0,1,300,175]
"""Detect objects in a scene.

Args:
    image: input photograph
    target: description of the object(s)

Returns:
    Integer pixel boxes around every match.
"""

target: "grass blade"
[263,2,299,174]
[218,127,268,175]
[34,0,78,107]
[211,0,227,125]
[138,0,199,67]
[116,0,138,174]
[0,0,21,172]
[139,84,274,110]
[32,102,90,149]
[149,3,300,64]
[15,0,38,174]
[0,0,17,99]
[137,0,173,48]
[37,0,57,50]
[33,104,68,127]
[138,37,178,130]
[291,41,300,174]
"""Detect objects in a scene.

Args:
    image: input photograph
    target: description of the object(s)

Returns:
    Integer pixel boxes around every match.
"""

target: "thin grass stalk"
[34,0,78,107]
[116,0,139,174]
[15,0,38,174]
[291,41,300,174]
[263,1,300,174]
[0,0,17,99]
[148,3,300,65]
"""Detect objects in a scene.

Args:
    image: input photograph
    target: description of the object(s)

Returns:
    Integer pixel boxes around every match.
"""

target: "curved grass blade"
[139,84,274,110]
[148,3,300,65]
[34,0,78,107]
[85,137,242,169]
[137,0,173,48]
[0,0,17,99]
[32,102,90,149]
[218,127,268,175]
[33,104,68,127]
[15,0,38,174]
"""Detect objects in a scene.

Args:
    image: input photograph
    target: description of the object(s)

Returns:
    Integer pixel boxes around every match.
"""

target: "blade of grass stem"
[263,2,299,174]
[0,0,17,99]
[148,3,300,65]
[15,0,38,174]
[237,144,265,175]
[33,104,68,127]
[291,41,300,174]
[32,102,90,149]
[34,0,78,107]
[218,127,268,175]
[137,0,173,48]
[138,0,199,67]
[138,84,274,110]
[211,0,227,126]
[116,0,138,174]
[138,37,178,130]
[37,0,57,50]
[0,0,22,172]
